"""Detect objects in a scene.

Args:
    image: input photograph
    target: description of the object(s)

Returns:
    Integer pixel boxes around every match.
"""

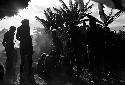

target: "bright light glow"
[17,0,90,20]
[0,0,124,50]
[0,0,124,31]
[18,9,27,18]
[18,8,33,20]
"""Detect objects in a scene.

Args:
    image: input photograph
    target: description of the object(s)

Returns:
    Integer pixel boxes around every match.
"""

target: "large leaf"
[35,16,50,31]
[105,10,123,26]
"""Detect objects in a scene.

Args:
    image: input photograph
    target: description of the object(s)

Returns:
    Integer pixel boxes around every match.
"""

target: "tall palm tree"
[35,0,94,83]
[35,1,124,84]
[36,0,92,57]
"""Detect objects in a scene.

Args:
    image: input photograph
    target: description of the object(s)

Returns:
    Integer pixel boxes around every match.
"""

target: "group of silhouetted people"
[2,19,34,85]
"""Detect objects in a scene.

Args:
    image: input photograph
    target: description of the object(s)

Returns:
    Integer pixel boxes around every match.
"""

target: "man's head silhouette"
[19,19,30,35]
[9,26,16,32]
[21,19,29,25]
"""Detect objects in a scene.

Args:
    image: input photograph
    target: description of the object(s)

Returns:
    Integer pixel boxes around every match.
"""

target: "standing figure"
[2,26,17,84]
[16,19,34,84]
[51,29,63,56]
[87,15,105,74]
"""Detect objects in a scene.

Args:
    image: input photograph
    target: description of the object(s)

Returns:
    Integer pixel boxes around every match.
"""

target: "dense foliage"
[35,0,125,85]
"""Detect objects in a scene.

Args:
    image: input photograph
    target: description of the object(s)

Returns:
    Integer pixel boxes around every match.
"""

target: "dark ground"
[1,51,125,85]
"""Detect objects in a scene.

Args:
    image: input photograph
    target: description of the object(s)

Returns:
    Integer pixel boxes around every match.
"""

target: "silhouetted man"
[16,19,34,84]
[52,29,63,56]
[2,26,17,84]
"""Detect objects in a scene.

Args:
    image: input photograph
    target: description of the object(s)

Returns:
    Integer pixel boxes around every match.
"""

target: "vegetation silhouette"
[35,0,125,85]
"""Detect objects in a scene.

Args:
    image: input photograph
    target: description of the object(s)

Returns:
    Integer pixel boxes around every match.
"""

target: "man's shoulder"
[17,26,21,30]
[4,31,10,36]
[17,26,23,33]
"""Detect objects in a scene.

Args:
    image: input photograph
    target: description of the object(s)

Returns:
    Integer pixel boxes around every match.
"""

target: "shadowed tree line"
[35,0,125,85]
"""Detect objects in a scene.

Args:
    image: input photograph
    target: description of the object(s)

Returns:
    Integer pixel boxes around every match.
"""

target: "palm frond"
[84,4,93,12]
[53,7,62,15]
[46,8,53,18]
[35,16,50,31]
[59,0,70,11]
[106,10,123,25]
[84,0,91,10]
[113,10,123,19]
[86,0,91,6]
[44,10,52,22]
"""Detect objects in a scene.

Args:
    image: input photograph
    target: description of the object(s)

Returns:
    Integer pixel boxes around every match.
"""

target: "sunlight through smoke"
[0,0,91,31]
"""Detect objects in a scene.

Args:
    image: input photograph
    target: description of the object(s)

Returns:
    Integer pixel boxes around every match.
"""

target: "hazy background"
[0,0,125,55]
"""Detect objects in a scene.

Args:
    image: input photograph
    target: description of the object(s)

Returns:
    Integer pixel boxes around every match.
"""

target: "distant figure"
[87,15,105,73]
[2,26,17,84]
[16,19,34,84]
[37,53,48,81]
[0,63,4,84]
[37,51,60,82]
[52,29,63,56]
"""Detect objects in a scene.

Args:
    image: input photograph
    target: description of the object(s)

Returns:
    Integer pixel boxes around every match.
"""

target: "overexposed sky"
[0,0,89,34]
[0,0,124,34]
[0,0,75,33]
